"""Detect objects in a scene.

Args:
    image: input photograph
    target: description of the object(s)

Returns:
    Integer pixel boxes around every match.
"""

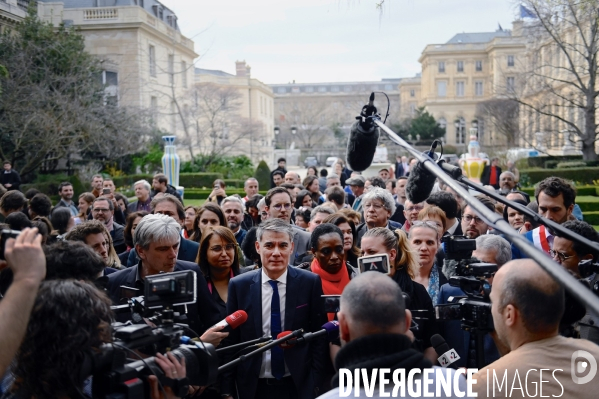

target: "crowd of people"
[1,156,599,398]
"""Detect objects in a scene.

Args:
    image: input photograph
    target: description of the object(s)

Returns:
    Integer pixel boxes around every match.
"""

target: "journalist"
[474,259,599,397]
[317,272,467,399]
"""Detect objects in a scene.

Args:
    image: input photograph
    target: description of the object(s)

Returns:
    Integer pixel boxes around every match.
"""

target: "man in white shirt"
[223,219,328,399]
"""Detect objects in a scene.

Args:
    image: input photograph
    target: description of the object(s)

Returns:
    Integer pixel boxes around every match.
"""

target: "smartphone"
[102,188,111,195]
[214,185,220,190]
[0,229,21,260]
[322,295,341,313]
[357,253,391,275]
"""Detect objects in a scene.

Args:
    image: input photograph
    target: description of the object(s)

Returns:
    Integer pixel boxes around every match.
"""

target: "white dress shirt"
[259,268,291,378]
[446,219,460,235]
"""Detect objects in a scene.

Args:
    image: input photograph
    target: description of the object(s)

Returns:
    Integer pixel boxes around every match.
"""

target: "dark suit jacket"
[126,237,200,267]
[106,260,220,334]
[291,225,311,266]
[480,165,502,189]
[110,222,127,254]
[223,267,327,399]
[394,162,404,179]
[437,283,500,368]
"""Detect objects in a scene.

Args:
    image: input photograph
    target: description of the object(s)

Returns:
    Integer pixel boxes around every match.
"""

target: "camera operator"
[1,279,186,399]
[438,234,512,368]
[317,272,467,399]
[552,219,599,344]
[106,214,224,345]
[0,228,45,377]
[474,259,599,397]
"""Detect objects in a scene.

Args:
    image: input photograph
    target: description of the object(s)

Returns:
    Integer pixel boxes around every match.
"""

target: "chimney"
[236,61,247,77]
[246,64,251,78]
[512,20,524,37]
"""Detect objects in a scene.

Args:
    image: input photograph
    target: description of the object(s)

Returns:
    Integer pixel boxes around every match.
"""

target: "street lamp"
[274,126,297,161]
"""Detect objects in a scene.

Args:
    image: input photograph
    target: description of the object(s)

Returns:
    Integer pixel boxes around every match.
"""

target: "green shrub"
[556,161,587,169]
[516,155,583,170]
[583,211,599,225]
[179,173,224,189]
[21,174,85,197]
[576,201,599,213]
[255,161,271,191]
[520,167,599,185]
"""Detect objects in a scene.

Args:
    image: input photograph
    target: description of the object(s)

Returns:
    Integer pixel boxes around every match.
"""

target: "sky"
[166,0,519,84]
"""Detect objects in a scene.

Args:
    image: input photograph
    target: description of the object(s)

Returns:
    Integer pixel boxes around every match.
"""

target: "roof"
[194,68,235,77]
[446,31,511,44]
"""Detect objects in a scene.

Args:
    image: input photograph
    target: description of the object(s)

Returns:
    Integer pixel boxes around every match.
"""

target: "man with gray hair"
[285,171,301,185]
[498,171,517,193]
[127,179,152,213]
[106,214,222,337]
[437,234,512,368]
[317,272,467,399]
[242,177,259,204]
[355,187,402,247]
[222,218,328,399]
[221,195,247,245]
[326,174,341,188]
[308,205,335,232]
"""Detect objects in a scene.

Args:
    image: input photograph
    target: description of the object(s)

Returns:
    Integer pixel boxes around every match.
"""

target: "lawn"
[184,199,206,207]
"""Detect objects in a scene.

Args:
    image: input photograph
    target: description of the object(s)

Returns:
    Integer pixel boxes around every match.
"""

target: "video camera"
[436,235,497,334]
[86,270,219,399]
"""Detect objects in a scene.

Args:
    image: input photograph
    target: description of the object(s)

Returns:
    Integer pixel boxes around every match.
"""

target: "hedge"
[112,173,227,190]
[520,167,599,185]
[575,201,599,213]
[21,175,85,197]
[520,186,598,197]
[516,155,582,170]
[582,211,599,225]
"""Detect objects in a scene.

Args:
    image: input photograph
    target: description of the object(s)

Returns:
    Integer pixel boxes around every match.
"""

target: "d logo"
[571,350,598,384]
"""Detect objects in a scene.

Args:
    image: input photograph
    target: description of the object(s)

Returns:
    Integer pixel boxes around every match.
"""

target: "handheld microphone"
[431,334,461,368]
[278,321,340,348]
[346,93,380,172]
[211,310,248,332]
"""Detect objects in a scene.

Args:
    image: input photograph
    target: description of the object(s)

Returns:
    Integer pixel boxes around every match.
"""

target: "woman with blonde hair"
[360,227,438,362]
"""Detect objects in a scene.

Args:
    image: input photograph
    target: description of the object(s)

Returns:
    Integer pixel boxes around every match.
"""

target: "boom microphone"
[211,310,248,332]
[346,93,380,172]
[431,334,461,368]
[405,159,437,204]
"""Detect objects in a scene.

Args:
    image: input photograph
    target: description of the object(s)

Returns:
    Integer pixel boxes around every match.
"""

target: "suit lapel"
[250,271,263,337]
[284,266,298,331]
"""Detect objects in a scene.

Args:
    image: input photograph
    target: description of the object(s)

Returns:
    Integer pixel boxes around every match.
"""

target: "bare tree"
[277,100,332,149]
[513,0,599,160]
[476,99,520,148]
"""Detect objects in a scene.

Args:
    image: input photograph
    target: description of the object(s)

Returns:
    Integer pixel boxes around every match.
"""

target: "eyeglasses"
[260,211,268,217]
[210,243,236,253]
[406,205,424,212]
[549,249,575,262]
[93,208,111,213]
[363,203,385,210]
[272,203,292,211]
[463,215,484,224]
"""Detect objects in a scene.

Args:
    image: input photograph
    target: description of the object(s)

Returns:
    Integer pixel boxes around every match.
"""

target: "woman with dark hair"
[190,203,226,243]
[503,199,528,232]
[183,205,198,238]
[50,207,74,236]
[120,211,149,264]
[302,175,324,205]
[77,192,95,220]
[240,227,261,269]
[294,189,314,209]
[245,195,263,227]
[323,213,360,267]
[114,193,129,218]
[196,226,241,321]
[207,179,227,205]
[294,207,311,230]
[306,166,318,177]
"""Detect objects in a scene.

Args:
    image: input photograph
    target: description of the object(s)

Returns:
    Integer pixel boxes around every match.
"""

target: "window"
[291,87,300,93]
[457,61,464,72]
[181,61,187,88]
[305,86,314,93]
[149,45,156,77]
[438,61,445,73]
[150,96,158,123]
[277,87,287,94]
[318,86,327,92]
[331,86,340,92]
[409,104,416,116]
[385,84,393,90]
[437,81,447,97]
[168,54,174,84]
[475,61,482,71]
[344,86,352,92]
[507,55,514,67]
[438,117,447,130]
[507,77,515,91]
[410,89,415,97]
[475,81,483,96]
[456,81,465,97]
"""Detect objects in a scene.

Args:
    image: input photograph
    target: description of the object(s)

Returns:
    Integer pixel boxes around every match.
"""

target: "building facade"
[0,0,29,34]
[37,0,198,159]
[412,23,527,152]
[194,61,275,166]
[269,79,401,163]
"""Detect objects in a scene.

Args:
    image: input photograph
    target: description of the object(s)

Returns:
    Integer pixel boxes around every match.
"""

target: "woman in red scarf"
[307,223,358,321]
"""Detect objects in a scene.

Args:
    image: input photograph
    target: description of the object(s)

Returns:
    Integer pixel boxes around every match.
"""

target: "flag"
[520,4,537,19]
[498,23,503,31]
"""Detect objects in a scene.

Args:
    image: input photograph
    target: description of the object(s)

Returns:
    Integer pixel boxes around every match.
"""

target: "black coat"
[481,165,502,189]
[105,260,221,334]
[0,169,21,191]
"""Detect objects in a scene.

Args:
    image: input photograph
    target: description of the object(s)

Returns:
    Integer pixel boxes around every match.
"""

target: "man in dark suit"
[222,219,327,399]
[265,187,311,266]
[107,214,221,336]
[394,155,404,179]
[480,157,502,190]
[126,194,200,266]
[426,191,463,237]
